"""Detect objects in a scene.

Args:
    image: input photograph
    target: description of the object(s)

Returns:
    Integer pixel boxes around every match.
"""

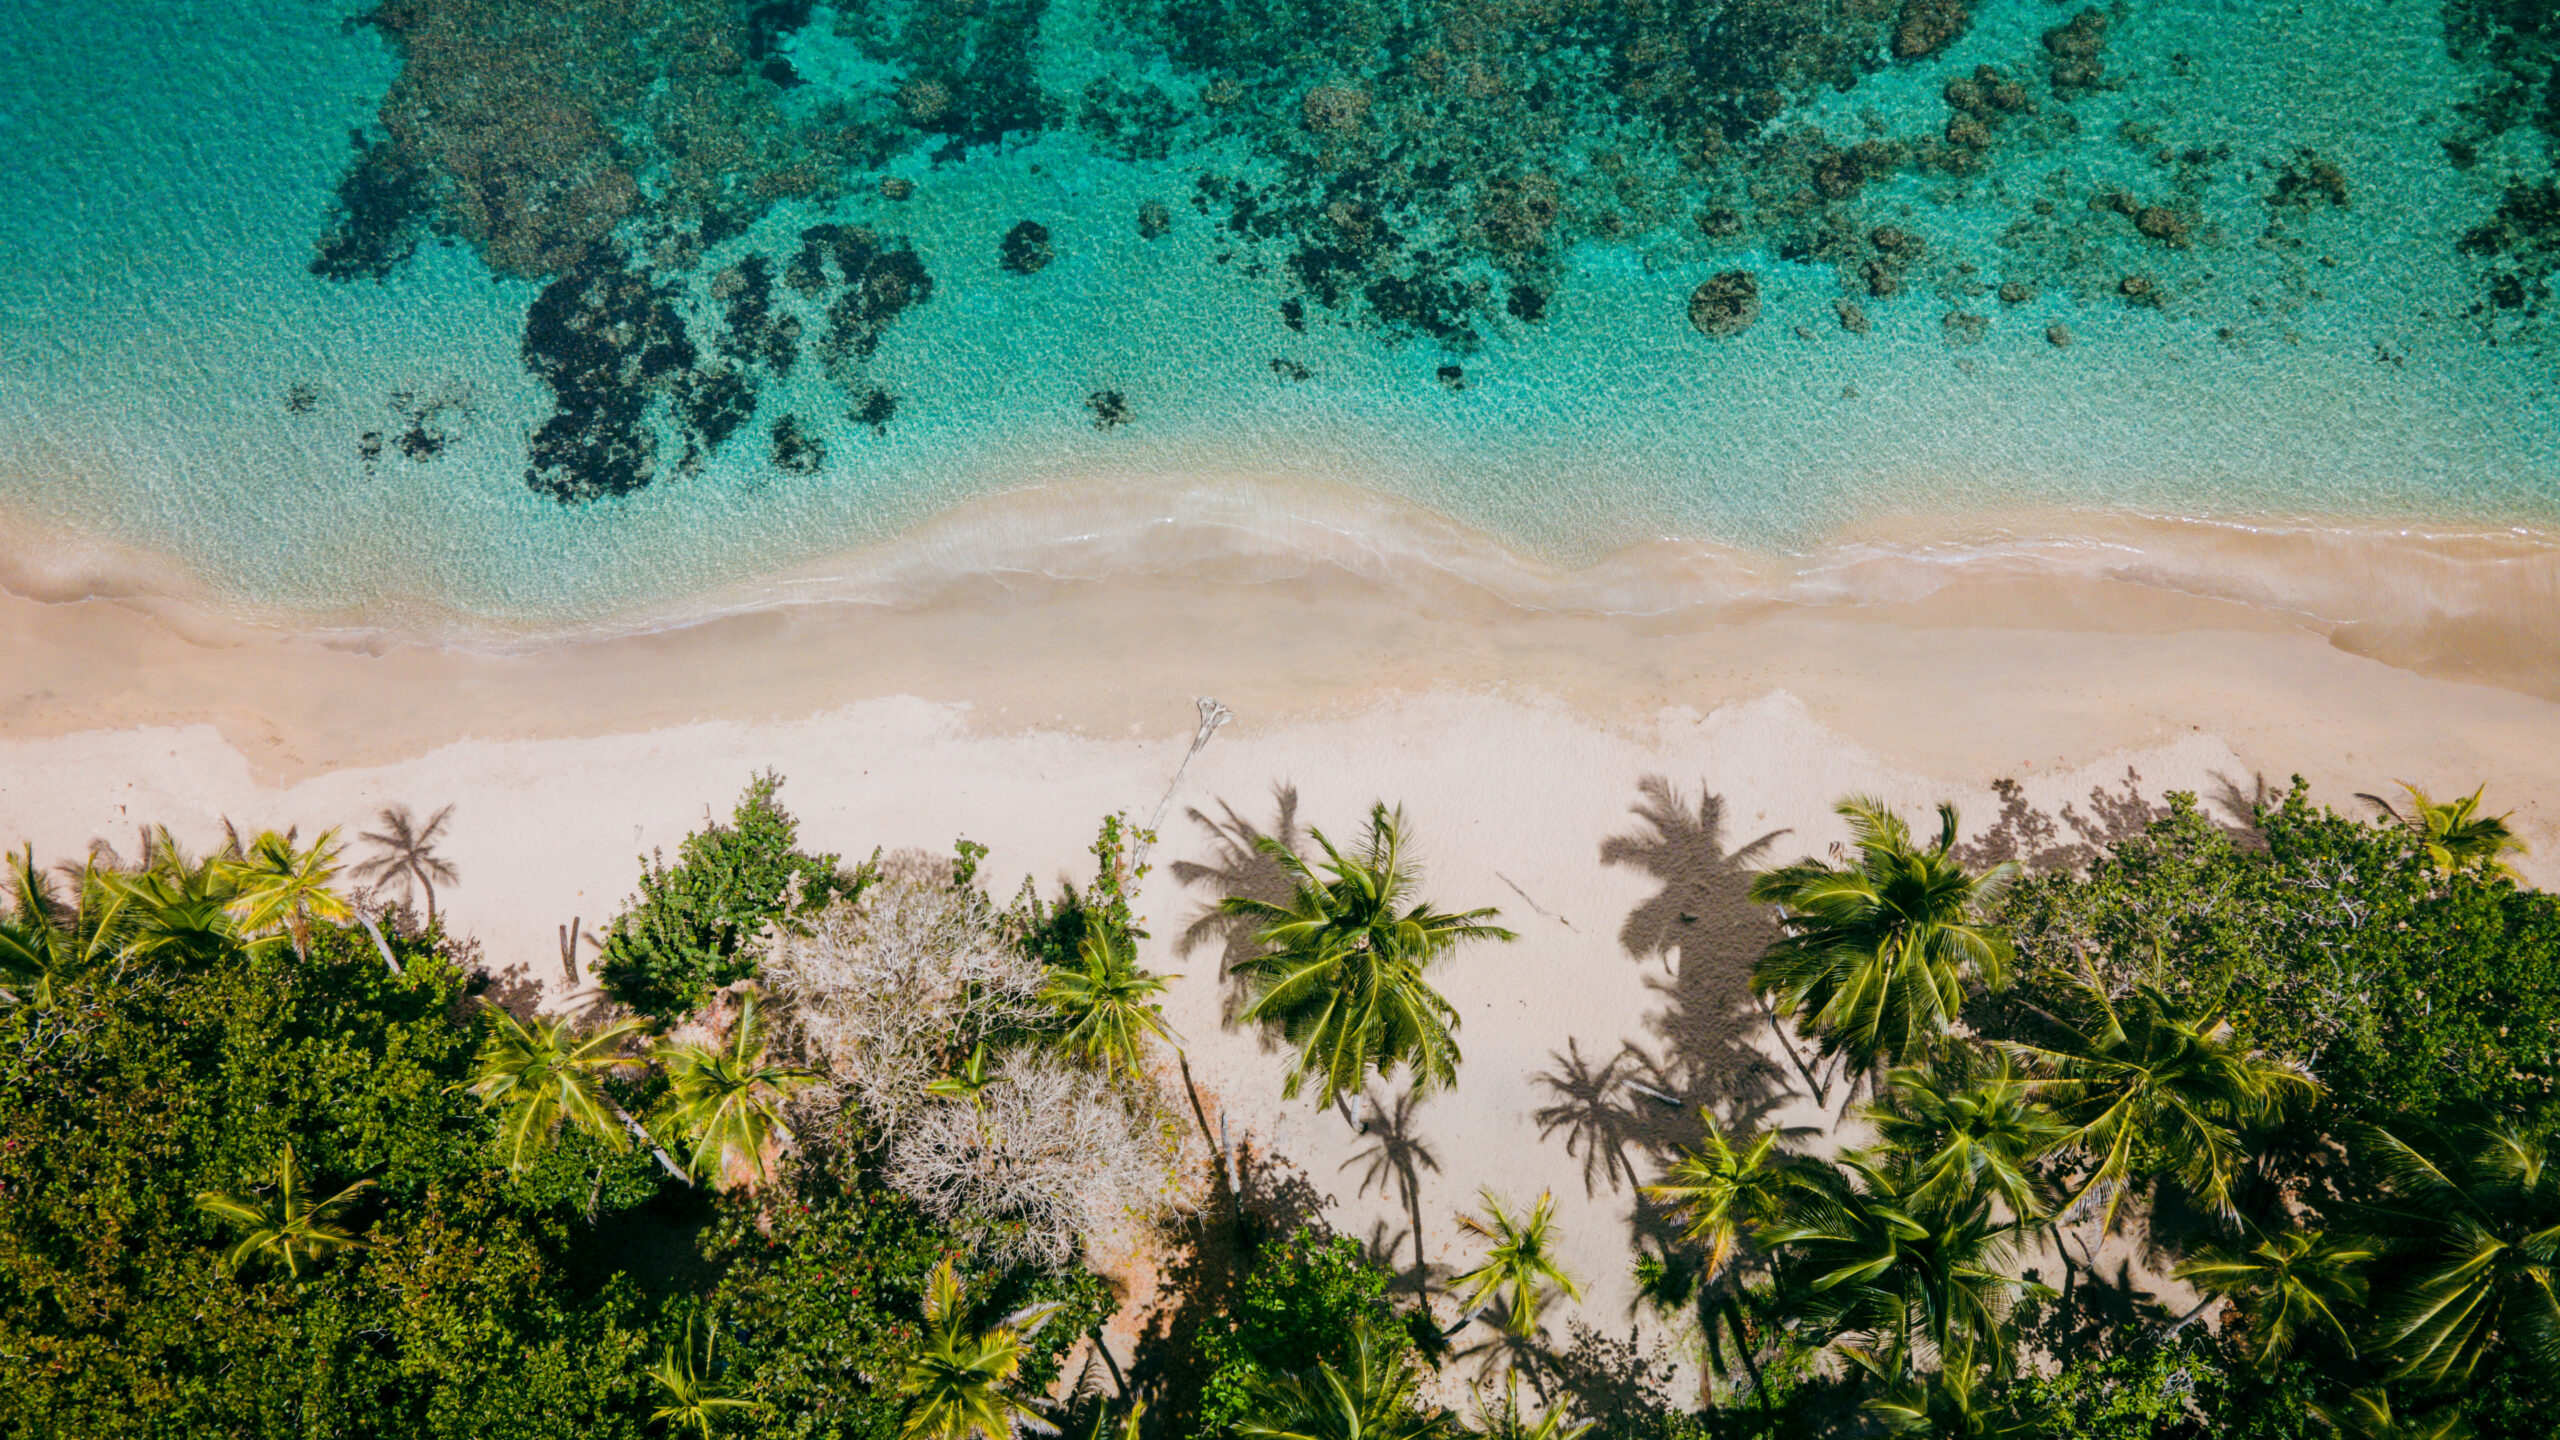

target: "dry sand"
[2,567,2555,1410]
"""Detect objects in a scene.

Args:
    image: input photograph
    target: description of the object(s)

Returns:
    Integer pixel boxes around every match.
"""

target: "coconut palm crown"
[656,989,819,1188]
[1452,1188,1583,1336]
[2173,1226,2373,1362]
[1222,803,1514,1110]
[2359,1118,2560,1389]
[1996,981,2319,1228]
[1748,797,2019,1074]
[194,1143,374,1281]
[1234,1317,1447,1440]
[2362,783,2530,882]
[898,1258,1064,1440]
[1644,1111,1792,1279]
[1042,924,1176,1079]
[219,827,352,961]
[1863,1053,2071,1221]
[459,1007,649,1171]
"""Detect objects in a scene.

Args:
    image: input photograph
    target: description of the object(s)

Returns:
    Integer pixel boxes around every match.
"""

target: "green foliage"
[1013,812,1153,971]
[1222,803,1514,1108]
[698,1158,1106,1440]
[601,774,852,1022]
[1198,1230,1409,1437]
[2013,1337,2233,1439]
[0,910,654,1436]
[1996,785,2560,1136]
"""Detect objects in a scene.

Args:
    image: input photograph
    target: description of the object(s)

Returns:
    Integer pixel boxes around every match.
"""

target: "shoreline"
[3,476,2555,699]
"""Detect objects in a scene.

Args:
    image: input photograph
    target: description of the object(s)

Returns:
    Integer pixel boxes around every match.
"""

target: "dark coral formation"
[771,414,826,473]
[1688,271,1762,338]
[1086,389,1131,428]
[311,130,439,282]
[521,248,700,503]
[1001,220,1055,274]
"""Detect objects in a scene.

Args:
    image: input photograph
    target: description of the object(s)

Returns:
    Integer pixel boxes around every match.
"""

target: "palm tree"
[0,847,138,1011]
[1469,1374,1591,1440]
[927,1042,1005,1110]
[1854,1345,2040,1438]
[656,990,819,1188]
[2173,1227,2372,1363]
[1451,1188,1583,1336]
[1996,980,2318,1230]
[1235,1317,1447,1440]
[1748,798,2019,1077]
[1222,803,1514,1116]
[220,827,352,962]
[1864,1053,2070,1221]
[646,1309,764,1438]
[115,827,248,963]
[1760,1151,2046,1371]
[899,1257,1065,1440]
[1043,925,1177,1079]
[194,1143,374,1280]
[2309,1388,2473,1440]
[2359,1119,2560,1389]
[352,803,460,927]
[1644,1111,1792,1278]
[2360,784,2528,882]
[459,1007,682,1177]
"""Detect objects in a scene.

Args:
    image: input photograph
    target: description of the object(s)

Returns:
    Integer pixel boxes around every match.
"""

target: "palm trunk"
[421,876,437,930]
[1758,993,1829,1108]
[2160,1295,2219,1340]
[612,1100,692,1184]
[353,910,402,976]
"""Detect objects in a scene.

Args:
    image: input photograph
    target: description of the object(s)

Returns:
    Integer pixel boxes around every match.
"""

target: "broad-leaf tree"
[1749,797,2019,1074]
[1223,803,1513,1114]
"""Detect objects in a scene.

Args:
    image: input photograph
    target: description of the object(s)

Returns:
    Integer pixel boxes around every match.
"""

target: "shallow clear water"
[0,0,2552,634]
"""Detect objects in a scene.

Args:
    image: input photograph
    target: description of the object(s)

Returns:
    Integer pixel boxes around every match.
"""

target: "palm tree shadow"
[1343,1087,1440,1296]
[1596,778,1793,1121]
[1170,786,1303,1024]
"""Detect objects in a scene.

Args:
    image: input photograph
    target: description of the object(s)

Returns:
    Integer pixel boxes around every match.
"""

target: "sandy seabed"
[1,549,2555,1407]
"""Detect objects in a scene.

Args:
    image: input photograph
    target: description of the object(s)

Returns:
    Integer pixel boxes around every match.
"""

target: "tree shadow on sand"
[1170,786,1305,1025]
[1532,780,1794,1218]
[1343,1087,1441,1300]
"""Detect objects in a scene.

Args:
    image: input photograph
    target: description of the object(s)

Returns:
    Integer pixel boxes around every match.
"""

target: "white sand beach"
[2,561,2555,1402]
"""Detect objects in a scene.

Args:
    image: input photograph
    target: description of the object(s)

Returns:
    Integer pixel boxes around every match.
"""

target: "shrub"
[598,773,851,1023]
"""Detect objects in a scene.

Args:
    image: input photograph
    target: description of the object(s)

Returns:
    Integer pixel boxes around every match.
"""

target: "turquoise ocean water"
[0,0,2552,639]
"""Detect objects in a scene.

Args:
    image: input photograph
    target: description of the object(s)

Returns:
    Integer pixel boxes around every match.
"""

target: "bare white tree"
[888,1051,1186,1270]
[761,862,1050,1143]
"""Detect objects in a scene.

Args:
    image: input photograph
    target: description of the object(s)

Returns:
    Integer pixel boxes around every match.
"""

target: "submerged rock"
[1688,271,1762,338]
[771,414,825,473]
[1834,298,1871,333]
[1087,389,1131,429]
[1002,220,1054,273]
[879,177,915,201]
[2047,323,2075,346]
[1894,0,1973,59]
[2045,10,2113,99]
[1138,200,1171,238]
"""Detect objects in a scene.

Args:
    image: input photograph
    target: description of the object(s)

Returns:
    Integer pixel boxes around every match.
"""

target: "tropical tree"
[1043,924,1176,1079]
[352,802,459,926]
[115,827,248,963]
[1234,1317,1447,1440]
[1450,1188,1582,1336]
[1759,1151,2046,1371]
[2308,1387,2474,1440]
[1748,798,2019,1076]
[193,1144,375,1281]
[2173,1227,2372,1362]
[1995,980,2319,1230]
[1864,1053,2070,1221]
[898,1257,1064,1440]
[220,827,352,962]
[0,847,137,1011]
[1644,1111,1792,1278]
[646,1309,763,1438]
[656,990,819,1188]
[1854,1345,2040,1438]
[926,1041,1005,1110]
[459,1007,677,1176]
[2360,784,2529,882]
[1222,803,1513,1116]
[2359,1118,2560,1389]
[1468,1375,1591,1440]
